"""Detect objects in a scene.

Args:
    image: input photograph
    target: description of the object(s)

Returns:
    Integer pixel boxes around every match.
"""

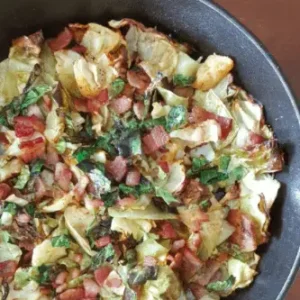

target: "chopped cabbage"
[0,242,22,262]
[157,87,188,107]
[175,51,200,77]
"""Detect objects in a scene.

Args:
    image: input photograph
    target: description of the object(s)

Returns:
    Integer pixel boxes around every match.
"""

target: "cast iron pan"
[1,0,299,299]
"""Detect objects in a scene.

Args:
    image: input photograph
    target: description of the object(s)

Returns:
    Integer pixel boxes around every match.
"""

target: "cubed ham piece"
[127,69,150,93]
[55,162,72,192]
[95,236,111,249]
[158,221,177,239]
[46,144,60,165]
[20,137,45,163]
[87,89,109,113]
[227,209,257,252]
[125,170,141,186]
[0,260,17,278]
[142,126,169,154]
[83,278,99,298]
[94,266,112,286]
[180,179,209,205]
[58,288,85,300]
[110,96,132,115]
[74,98,89,113]
[180,248,203,282]
[106,156,127,182]
[48,28,73,52]
[72,44,87,54]
[189,106,232,139]
[133,102,145,120]
[35,176,47,200]
[14,115,45,137]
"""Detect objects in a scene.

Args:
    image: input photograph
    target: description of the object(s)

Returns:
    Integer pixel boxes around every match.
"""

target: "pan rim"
[199,1,300,299]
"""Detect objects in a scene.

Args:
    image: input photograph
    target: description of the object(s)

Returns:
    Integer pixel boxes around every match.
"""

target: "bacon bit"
[187,233,202,253]
[85,197,104,209]
[0,183,11,200]
[127,69,150,92]
[83,278,99,298]
[247,131,266,149]
[69,23,89,43]
[20,137,45,163]
[55,162,72,192]
[48,28,73,52]
[106,277,122,288]
[158,221,177,239]
[40,287,53,296]
[87,89,109,113]
[55,272,68,285]
[0,260,17,278]
[181,248,203,282]
[94,266,112,286]
[125,170,141,186]
[117,197,136,208]
[171,239,186,253]
[74,98,89,112]
[58,288,85,300]
[72,44,87,54]
[188,283,207,299]
[143,256,157,267]
[95,236,111,249]
[18,240,34,251]
[189,106,232,139]
[106,156,127,182]
[173,86,194,98]
[16,213,30,224]
[0,133,9,145]
[14,115,45,137]
[133,102,145,120]
[227,209,257,251]
[46,144,60,165]
[167,253,183,269]
[158,160,169,173]
[180,179,209,205]
[110,96,132,115]
[142,126,170,154]
[35,176,47,200]
[122,83,135,98]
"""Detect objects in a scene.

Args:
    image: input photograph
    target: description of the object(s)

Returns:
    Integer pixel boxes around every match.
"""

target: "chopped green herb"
[101,190,119,207]
[3,202,17,216]
[0,230,10,243]
[200,199,210,211]
[110,78,125,98]
[14,165,30,189]
[119,183,154,197]
[91,243,115,269]
[25,203,36,217]
[166,105,187,132]
[128,266,158,286]
[140,117,167,130]
[37,265,51,285]
[207,275,236,292]
[31,159,44,175]
[94,134,116,156]
[187,156,209,177]
[155,187,180,205]
[85,115,93,138]
[73,146,96,163]
[0,113,8,127]
[55,138,67,154]
[199,168,228,185]
[65,113,74,130]
[21,85,51,110]
[230,166,246,181]
[219,155,231,173]
[173,74,195,87]
[51,235,71,248]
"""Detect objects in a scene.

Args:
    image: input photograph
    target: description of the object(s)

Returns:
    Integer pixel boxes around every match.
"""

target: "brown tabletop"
[214,1,300,299]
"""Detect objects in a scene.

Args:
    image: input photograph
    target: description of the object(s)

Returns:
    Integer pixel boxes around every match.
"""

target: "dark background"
[214,0,300,299]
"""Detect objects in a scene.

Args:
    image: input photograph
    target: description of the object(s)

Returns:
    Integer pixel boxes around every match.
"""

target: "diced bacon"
[167,253,183,269]
[143,256,157,267]
[58,288,85,300]
[83,278,99,298]
[0,133,9,145]
[179,206,209,232]
[181,248,203,282]
[20,137,45,163]
[158,221,177,239]
[248,131,266,146]
[142,126,170,154]
[72,44,87,54]
[94,266,112,286]
[55,162,72,192]
[69,23,89,43]
[158,160,169,173]
[227,209,257,251]
[173,86,194,98]
[48,28,73,52]
[189,106,232,139]
[87,89,109,113]
[35,176,47,200]
[187,233,202,253]
[127,69,150,92]
[95,236,111,249]
[0,260,17,278]
[55,272,68,285]
[171,239,186,253]
[133,102,145,120]
[125,170,141,186]
[0,183,11,200]
[180,179,209,205]
[122,83,135,98]
[14,115,45,137]
[16,213,30,224]
[106,277,122,288]
[46,144,60,165]
[110,96,132,115]
[117,197,136,208]
[74,98,89,112]
[106,156,127,182]
[18,240,34,251]
[188,283,207,299]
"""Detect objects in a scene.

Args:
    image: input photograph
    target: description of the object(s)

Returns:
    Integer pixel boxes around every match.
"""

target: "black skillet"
[0,0,299,299]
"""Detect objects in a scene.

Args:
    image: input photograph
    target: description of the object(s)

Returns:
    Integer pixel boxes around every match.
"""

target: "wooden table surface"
[214,1,300,299]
